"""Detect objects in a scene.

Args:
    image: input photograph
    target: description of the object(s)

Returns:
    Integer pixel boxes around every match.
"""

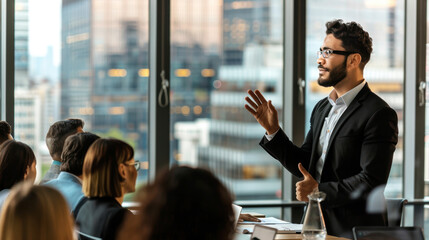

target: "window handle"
[419,80,426,107]
[158,70,169,108]
[297,78,306,106]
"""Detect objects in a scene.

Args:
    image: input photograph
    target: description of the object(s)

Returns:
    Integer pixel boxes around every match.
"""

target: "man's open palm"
[244,90,280,135]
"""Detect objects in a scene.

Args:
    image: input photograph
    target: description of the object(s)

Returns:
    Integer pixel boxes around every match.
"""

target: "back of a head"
[0,140,36,190]
[82,138,134,198]
[46,119,84,160]
[0,121,11,145]
[325,19,373,69]
[135,166,235,240]
[60,132,100,176]
[0,182,74,240]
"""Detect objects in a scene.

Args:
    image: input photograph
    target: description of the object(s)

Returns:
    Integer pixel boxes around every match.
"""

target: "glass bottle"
[301,191,327,240]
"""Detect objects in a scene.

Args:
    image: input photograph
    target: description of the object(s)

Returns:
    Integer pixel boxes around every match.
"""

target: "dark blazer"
[75,197,132,240]
[260,84,398,237]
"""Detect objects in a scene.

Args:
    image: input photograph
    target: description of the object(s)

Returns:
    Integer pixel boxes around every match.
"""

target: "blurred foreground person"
[118,166,235,240]
[75,138,137,240]
[0,182,75,240]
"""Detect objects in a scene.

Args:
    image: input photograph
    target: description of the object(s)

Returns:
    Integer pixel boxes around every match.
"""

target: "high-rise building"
[15,0,29,89]
[170,0,223,162]
[188,0,284,200]
[61,0,149,168]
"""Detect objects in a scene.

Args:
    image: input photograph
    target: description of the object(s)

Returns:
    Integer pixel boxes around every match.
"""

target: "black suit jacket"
[260,84,398,237]
[75,197,132,240]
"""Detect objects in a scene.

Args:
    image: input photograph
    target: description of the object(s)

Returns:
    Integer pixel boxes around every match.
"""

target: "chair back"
[353,226,424,240]
[75,230,102,240]
[386,198,407,227]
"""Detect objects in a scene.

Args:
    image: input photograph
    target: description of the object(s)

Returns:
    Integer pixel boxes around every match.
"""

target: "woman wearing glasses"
[75,138,138,240]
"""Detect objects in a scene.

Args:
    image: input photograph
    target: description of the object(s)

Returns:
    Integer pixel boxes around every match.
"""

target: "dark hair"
[60,132,100,176]
[122,166,235,240]
[0,140,36,190]
[326,19,373,68]
[45,119,84,160]
[83,138,134,197]
[0,121,11,145]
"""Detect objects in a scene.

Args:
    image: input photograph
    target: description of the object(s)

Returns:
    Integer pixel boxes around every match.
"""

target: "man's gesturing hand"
[296,163,318,202]
[244,90,280,135]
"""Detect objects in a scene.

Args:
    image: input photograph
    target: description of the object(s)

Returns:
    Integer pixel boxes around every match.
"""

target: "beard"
[317,59,347,87]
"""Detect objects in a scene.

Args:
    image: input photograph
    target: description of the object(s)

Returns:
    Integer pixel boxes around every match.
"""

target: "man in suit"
[40,119,84,184]
[245,19,398,237]
[44,132,99,214]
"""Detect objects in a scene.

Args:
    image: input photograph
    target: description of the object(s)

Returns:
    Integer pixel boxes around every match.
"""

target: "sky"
[28,0,61,65]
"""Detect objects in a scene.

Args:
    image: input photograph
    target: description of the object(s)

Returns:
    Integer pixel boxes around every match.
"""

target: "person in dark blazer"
[75,138,138,240]
[245,19,398,238]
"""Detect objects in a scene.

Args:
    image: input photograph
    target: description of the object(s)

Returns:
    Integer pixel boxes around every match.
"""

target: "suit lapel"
[309,99,332,176]
[324,84,370,159]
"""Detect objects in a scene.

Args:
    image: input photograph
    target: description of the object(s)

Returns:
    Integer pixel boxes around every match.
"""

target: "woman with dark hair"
[75,138,138,240]
[118,166,235,240]
[0,140,37,211]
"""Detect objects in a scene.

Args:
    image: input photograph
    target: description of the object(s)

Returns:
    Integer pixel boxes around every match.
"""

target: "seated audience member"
[41,118,84,184]
[118,166,235,240]
[0,121,13,145]
[44,132,100,214]
[0,140,37,210]
[0,182,74,240]
[75,138,137,240]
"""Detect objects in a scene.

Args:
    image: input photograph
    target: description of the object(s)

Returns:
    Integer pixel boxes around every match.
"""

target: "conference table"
[236,223,350,240]
[235,231,350,240]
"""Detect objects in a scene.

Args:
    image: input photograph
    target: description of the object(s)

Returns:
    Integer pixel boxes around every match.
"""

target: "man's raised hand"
[244,90,280,135]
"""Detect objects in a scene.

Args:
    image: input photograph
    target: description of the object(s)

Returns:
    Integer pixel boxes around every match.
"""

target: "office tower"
[15,0,29,89]
[184,0,284,200]
[170,0,222,163]
[61,0,149,169]
[222,0,282,65]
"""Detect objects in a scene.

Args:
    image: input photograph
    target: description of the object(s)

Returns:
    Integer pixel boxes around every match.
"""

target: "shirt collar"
[52,160,61,166]
[58,171,82,184]
[328,80,366,107]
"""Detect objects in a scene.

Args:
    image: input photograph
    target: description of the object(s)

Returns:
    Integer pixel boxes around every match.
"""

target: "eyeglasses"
[317,49,357,59]
[125,161,140,171]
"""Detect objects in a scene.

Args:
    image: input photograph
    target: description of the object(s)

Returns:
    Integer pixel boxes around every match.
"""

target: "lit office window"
[306,0,405,198]
[15,0,149,199]
[170,0,284,200]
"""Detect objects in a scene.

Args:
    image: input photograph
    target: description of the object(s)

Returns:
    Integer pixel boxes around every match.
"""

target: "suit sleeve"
[258,101,322,177]
[319,106,398,208]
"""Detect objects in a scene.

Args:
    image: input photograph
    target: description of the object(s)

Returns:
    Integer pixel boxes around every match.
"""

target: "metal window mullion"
[0,0,15,132]
[403,0,426,227]
[148,0,170,182]
[283,0,306,222]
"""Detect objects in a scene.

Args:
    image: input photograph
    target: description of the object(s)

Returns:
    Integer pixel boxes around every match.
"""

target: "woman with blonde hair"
[0,182,75,240]
[75,138,138,240]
